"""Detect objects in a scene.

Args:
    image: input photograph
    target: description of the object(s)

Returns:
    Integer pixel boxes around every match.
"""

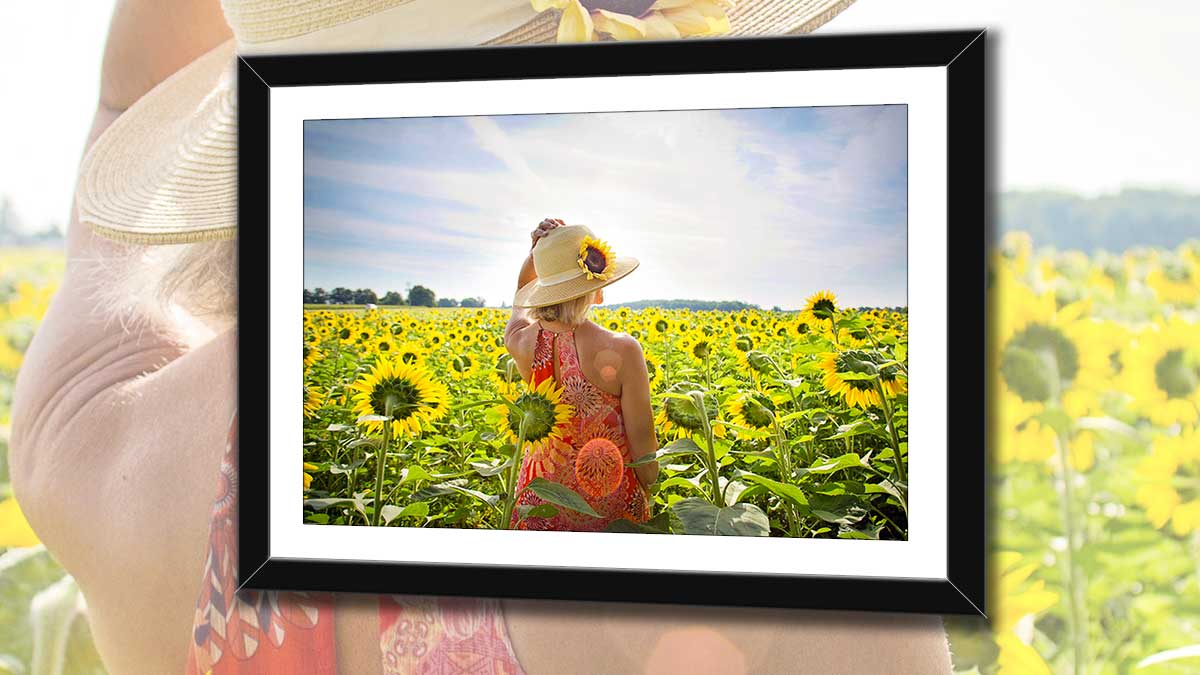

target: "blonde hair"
[85,237,237,333]
[530,292,595,325]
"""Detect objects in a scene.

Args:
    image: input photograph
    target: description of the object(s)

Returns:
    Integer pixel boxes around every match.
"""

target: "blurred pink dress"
[185,415,525,674]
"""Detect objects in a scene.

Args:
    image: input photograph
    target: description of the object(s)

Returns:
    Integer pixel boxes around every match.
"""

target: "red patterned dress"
[509,325,651,531]
[186,414,525,674]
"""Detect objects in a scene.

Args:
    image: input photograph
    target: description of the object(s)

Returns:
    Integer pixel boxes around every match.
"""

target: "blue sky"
[303,105,908,309]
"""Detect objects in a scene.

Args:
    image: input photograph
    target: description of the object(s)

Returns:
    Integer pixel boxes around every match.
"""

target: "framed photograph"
[239,30,986,615]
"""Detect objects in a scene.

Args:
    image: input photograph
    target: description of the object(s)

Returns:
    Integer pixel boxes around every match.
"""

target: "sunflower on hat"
[532,0,734,43]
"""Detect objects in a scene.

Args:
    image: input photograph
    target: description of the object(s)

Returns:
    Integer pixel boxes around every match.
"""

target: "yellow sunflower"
[447,351,482,380]
[655,380,725,439]
[394,341,428,367]
[577,235,614,281]
[1145,252,1199,305]
[533,0,733,43]
[498,377,574,454]
[804,290,838,321]
[303,462,319,491]
[727,390,777,437]
[1121,316,1200,426]
[991,551,1059,675]
[350,358,450,438]
[303,384,323,419]
[818,349,907,410]
[303,341,323,369]
[1135,427,1200,535]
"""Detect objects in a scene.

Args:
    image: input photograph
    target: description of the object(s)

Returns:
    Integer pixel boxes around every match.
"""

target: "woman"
[504,219,659,530]
[9,1,952,673]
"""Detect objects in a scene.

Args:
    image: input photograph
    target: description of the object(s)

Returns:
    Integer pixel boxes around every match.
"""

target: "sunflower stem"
[772,414,800,537]
[370,399,395,527]
[1053,426,1089,675]
[694,392,723,506]
[874,378,905,486]
[500,415,529,530]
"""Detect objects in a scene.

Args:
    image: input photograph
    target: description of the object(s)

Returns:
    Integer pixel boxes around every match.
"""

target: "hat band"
[537,267,586,286]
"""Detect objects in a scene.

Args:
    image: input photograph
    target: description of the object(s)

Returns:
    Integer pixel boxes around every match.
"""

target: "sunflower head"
[501,378,573,452]
[805,290,838,320]
[350,358,449,437]
[660,380,718,436]
[729,390,777,431]
[577,235,614,281]
[575,438,625,498]
[818,349,906,410]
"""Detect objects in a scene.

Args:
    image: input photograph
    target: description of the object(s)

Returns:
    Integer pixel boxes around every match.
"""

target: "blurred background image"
[2,1,1199,673]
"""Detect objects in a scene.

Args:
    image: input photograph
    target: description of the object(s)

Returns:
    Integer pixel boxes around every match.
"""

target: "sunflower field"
[301,289,911,538]
[949,233,1200,675]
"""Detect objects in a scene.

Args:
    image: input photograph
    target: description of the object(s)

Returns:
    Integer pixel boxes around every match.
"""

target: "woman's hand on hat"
[531,217,565,249]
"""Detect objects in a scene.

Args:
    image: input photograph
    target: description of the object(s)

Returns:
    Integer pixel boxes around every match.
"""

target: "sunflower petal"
[593,9,648,40]
[557,0,596,42]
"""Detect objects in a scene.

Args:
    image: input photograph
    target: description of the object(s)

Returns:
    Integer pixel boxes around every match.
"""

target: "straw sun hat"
[514,225,639,307]
[76,0,856,245]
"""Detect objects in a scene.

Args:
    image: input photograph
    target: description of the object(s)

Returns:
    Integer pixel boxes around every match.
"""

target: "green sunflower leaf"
[522,478,601,518]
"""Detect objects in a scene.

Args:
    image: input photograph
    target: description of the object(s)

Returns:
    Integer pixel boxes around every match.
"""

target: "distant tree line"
[304,285,485,308]
[608,299,763,312]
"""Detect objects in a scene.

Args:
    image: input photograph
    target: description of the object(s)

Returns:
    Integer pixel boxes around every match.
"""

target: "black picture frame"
[237,30,987,616]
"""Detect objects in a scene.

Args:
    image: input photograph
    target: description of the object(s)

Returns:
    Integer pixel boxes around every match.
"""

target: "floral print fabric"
[186,414,525,674]
[510,326,651,530]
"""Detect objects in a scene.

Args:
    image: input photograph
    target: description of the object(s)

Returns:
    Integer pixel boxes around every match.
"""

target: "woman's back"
[508,323,651,530]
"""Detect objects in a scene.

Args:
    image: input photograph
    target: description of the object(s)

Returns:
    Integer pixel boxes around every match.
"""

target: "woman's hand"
[531,217,565,249]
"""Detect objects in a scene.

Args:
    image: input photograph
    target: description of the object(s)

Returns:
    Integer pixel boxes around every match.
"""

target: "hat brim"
[78,0,855,245]
[513,256,639,308]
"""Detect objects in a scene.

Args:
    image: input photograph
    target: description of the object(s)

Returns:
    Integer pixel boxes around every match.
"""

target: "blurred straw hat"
[76,0,856,245]
[514,225,639,307]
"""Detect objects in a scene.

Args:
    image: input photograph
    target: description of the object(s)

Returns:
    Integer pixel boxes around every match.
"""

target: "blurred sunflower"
[303,341,323,369]
[1135,427,1200,535]
[395,341,428,366]
[498,378,573,454]
[993,265,1094,406]
[534,0,733,44]
[1145,253,1199,305]
[1122,317,1200,426]
[303,384,323,419]
[350,358,449,437]
[644,350,665,390]
[448,352,482,380]
[992,551,1059,675]
[991,391,1056,465]
[303,462,319,491]
[818,349,907,410]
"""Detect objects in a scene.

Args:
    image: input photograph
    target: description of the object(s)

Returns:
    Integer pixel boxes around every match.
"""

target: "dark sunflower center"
[400,350,419,364]
[452,355,473,373]
[645,358,659,381]
[1000,324,1079,402]
[812,299,836,316]
[795,322,809,335]
[1155,349,1200,399]
[735,335,753,353]
[339,328,351,340]
[693,341,710,359]
[581,0,655,15]
[304,344,311,359]
[655,319,669,332]
[390,323,405,336]
[378,341,391,351]
[583,247,607,274]
[510,394,558,442]
[369,376,423,420]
